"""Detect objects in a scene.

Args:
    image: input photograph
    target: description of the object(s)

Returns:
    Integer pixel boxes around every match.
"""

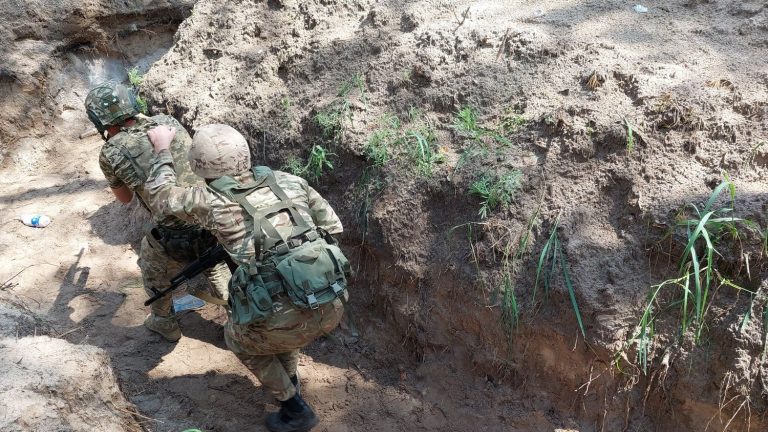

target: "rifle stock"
[144,244,232,306]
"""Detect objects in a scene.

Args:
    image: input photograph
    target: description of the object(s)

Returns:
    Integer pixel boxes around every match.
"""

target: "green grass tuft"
[469,170,522,219]
[362,110,443,177]
[282,145,334,183]
[127,67,144,87]
[618,176,758,375]
[533,215,586,337]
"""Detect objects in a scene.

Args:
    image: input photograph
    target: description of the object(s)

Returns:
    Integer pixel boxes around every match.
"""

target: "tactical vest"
[209,167,350,325]
[106,116,216,254]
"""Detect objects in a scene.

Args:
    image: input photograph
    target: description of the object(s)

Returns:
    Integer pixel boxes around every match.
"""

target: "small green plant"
[282,145,334,183]
[315,100,350,142]
[135,95,148,115]
[454,106,513,167]
[280,96,293,127]
[624,118,635,154]
[127,67,144,87]
[619,177,757,374]
[532,215,586,337]
[407,128,444,177]
[126,67,148,114]
[305,145,334,181]
[469,170,522,219]
[283,156,305,178]
[315,74,367,143]
[454,106,482,140]
[500,112,526,135]
[362,110,443,177]
[363,114,401,168]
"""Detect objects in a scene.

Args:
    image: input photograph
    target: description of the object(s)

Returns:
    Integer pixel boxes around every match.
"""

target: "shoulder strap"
[209,167,314,265]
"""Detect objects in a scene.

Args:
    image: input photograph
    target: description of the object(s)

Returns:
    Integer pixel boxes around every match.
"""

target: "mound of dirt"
[0,303,141,432]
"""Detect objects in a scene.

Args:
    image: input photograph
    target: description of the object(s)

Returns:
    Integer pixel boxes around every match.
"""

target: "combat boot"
[143,313,181,342]
[265,394,319,432]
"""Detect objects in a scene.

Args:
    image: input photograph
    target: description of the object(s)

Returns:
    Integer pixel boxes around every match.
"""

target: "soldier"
[144,123,348,432]
[85,82,230,342]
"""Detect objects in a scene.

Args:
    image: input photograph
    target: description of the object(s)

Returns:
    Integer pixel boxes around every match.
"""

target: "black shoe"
[265,394,319,432]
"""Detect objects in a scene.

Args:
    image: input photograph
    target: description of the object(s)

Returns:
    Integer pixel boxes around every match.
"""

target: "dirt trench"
[2,0,768,431]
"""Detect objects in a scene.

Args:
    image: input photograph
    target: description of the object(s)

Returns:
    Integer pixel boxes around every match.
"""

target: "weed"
[747,141,766,166]
[498,201,542,334]
[355,167,385,240]
[586,121,596,137]
[126,67,148,114]
[533,215,586,337]
[283,145,334,183]
[135,95,148,115]
[500,111,526,135]
[620,177,757,374]
[363,110,443,177]
[469,170,522,219]
[624,118,635,154]
[282,156,305,178]
[407,128,444,177]
[280,96,293,127]
[127,67,143,87]
[315,73,366,143]
[454,106,514,166]
[315,99,351,142]
[454,106,482,140]
[363,113,401,167]
[304,145,334,181]
[501,270,519,331]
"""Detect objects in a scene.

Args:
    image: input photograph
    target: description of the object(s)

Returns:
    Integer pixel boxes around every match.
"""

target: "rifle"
[144,244,234,306]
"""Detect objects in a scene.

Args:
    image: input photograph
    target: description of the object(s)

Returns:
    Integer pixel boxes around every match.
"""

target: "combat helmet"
[84,82,140,134]
[189,124,251,179]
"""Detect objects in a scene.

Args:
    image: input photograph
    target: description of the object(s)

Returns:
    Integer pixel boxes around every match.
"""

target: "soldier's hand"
[147,125,176,153]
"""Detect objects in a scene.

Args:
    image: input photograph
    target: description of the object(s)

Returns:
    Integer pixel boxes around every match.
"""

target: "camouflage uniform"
[145,148,344,401]
[99,115,230,317]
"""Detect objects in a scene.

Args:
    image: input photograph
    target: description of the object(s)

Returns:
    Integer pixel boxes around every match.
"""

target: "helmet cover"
[189,124,251,179]
[85,82,140,133]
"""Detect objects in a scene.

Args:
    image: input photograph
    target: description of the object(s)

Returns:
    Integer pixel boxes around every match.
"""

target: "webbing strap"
[116,144,150,211]
[262,173,313,234]
[218,168,315,265]
[230,192,285,264]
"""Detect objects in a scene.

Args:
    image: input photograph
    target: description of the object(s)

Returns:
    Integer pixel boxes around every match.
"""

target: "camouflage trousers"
[225,295,344,401]
[137,234,230,317]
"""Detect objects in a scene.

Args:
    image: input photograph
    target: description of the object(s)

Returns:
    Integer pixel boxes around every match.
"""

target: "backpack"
[208,167,350,325]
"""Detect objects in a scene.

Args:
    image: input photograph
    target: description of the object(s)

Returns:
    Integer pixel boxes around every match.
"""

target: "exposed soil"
[1,0,768,431]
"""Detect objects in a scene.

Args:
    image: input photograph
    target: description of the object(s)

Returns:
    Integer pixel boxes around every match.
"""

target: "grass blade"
[704,180,730,213]
[533,218,559,303]
[679,211,714,272]
[559,241,585,337]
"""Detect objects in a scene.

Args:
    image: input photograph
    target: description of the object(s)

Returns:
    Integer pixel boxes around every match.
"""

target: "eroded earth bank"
[2,1,768,431]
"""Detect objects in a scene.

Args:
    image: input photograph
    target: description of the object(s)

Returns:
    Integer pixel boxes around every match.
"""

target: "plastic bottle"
[20,214,52,228]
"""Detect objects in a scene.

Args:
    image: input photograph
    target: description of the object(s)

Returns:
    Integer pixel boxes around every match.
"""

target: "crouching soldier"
[144,123,349,432]
[85,82,230,342]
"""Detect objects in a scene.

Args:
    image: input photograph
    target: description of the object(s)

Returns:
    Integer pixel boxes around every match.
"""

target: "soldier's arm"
[306,184,343,234]
[145,148,215,229]
[99,149,134,203]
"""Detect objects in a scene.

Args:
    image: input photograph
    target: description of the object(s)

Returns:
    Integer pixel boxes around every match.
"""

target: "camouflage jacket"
[98,115,202,229]
[145,149,343,266]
